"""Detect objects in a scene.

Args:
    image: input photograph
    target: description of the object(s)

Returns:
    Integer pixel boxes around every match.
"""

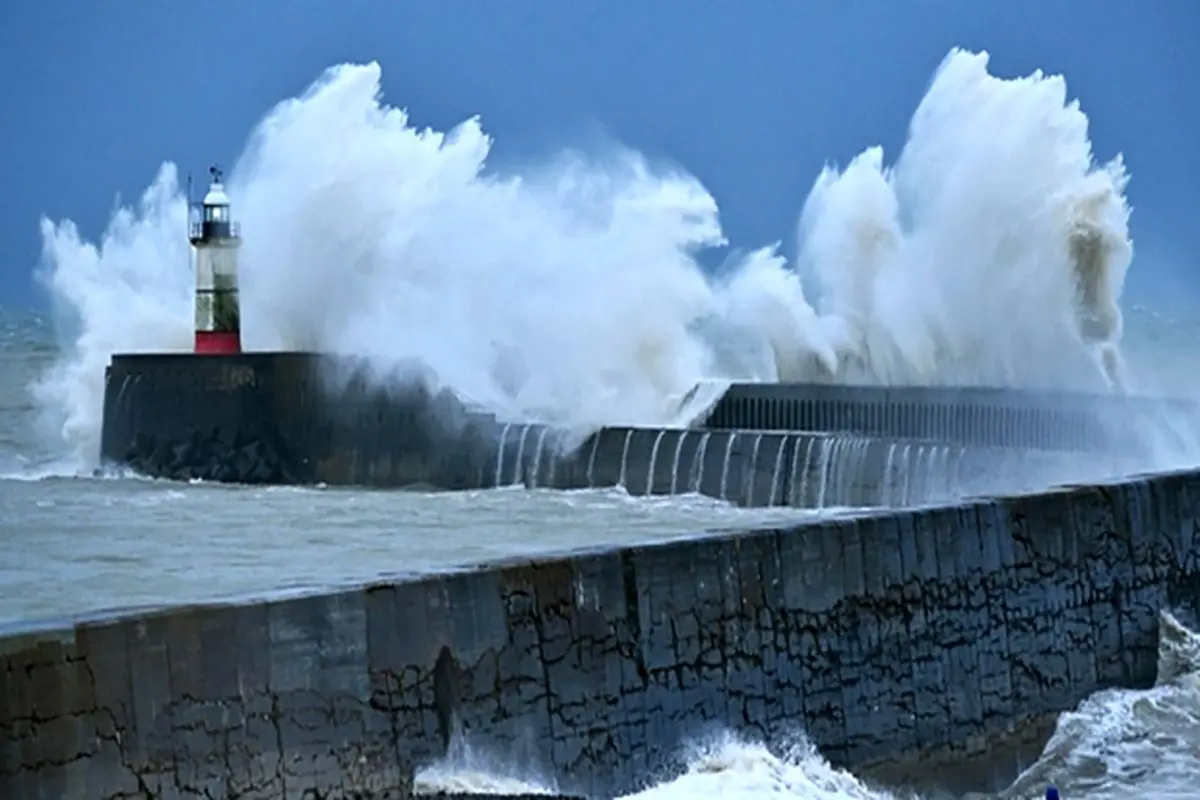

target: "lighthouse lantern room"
[189,165,242,355]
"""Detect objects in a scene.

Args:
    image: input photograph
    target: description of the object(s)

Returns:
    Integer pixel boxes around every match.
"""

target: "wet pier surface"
[0,480,825,626]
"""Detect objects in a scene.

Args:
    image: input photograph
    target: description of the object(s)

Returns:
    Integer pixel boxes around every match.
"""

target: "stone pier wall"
[706,381,1199,453]
[5,469,1200,799]
[100,353,1182,493]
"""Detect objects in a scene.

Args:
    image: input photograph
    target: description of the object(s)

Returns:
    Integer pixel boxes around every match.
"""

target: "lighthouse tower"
[189,165,242,354]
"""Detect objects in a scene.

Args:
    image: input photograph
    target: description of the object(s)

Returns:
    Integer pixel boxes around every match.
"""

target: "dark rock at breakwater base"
[99,352,1198,501]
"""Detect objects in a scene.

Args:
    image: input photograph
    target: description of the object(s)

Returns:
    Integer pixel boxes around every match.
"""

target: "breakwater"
[99,353,1186,497]
[705,381,1197,452]
[4,468,1199,798]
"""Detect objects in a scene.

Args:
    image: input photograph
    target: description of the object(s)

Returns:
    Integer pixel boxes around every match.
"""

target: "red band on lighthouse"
[194,330,242,354]
[189,165,242,355]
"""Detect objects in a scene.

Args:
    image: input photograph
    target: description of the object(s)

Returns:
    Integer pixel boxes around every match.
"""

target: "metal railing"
[188,220,241,242]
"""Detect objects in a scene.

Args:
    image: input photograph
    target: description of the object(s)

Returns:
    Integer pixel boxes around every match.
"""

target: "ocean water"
[4,46,1200,798]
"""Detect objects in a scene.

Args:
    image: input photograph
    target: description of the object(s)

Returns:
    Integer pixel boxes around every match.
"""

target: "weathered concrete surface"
[100,353,1140,503]
[100,352,499,488]
[5,469,1199,798]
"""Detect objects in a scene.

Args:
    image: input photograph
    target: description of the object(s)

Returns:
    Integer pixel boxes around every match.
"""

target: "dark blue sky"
[1,1,1196,310]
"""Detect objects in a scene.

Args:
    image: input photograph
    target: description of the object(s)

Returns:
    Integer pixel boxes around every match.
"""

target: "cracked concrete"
[4,470,1200,798]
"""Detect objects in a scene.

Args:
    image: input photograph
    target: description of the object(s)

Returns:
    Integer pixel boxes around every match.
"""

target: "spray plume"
[32,49,1133,468]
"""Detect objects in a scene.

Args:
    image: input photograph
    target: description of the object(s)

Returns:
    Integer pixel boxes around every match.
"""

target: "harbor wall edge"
[98,353,1171,500]
[4,468,1200,798]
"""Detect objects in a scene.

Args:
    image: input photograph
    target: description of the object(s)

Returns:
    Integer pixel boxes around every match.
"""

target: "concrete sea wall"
[99,353,1165,498]
[708,381,1197,452]
[4,469,1199,799]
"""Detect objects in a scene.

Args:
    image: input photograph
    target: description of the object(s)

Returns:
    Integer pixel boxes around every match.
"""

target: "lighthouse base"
[100,352,501,487]
[194,330,242,355]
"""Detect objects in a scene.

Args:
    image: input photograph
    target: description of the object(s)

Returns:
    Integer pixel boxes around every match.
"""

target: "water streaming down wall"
[98,353,1185,507]
[488,423,1136,509]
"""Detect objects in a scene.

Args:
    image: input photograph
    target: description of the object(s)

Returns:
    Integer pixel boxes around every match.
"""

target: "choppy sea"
[3,307,1199,799]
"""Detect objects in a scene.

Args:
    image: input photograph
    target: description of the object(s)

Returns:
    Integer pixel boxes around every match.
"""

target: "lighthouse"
[189,165,242,354]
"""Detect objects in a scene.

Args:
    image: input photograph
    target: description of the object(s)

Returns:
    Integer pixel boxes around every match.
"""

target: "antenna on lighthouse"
[189,163,242,355]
